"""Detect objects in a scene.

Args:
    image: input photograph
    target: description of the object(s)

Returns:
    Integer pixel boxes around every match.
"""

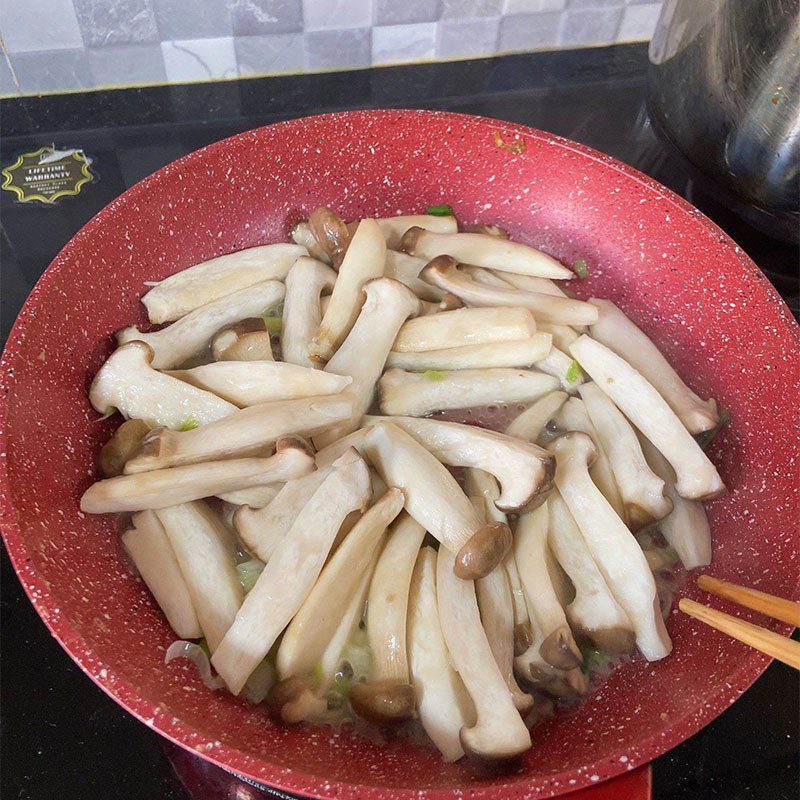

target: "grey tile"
[436,17,500,59]
[497,11,561,51]
[557,6,622,45]
[302,0,372,31]
[503,0,565,10]
[304,27,371,70]
[10,48,94,93]
[153,0,232,39]
[616,2,660,40]
[374,0,441,25]
[73,0,158,46]
[231,0,302,35]
[372,22,436,64]
[161,37,238,81]
[440,0,502,18]
[1,0,84,53]
[0,54,19,96]
[235,33,305,75]
[566,0,624,7]
[87,43,166,87]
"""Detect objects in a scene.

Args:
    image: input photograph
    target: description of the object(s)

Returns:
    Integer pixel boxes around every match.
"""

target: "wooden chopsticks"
[679,575,800,670]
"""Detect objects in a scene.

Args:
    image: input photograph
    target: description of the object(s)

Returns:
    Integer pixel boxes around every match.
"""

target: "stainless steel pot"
[647,0,799,243]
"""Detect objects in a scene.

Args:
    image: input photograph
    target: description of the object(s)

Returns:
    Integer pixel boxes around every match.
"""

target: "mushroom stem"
[118,280,285,370]
[384,251,446,302]
[123,510,202,639]
[514,504,583,670]
[365,415,555,512]
[313,278,420,449]
[492,271,568,298]
[408,547,475,762]
[569,335,725,500]
[547,490,635,654]
[435,545,531,759]
[534,346,584,393]
[505,390,568,443]
[350,513,426,724]
[385,334,552,371]
[291,221,331,264]
[392,306,536,352]
[400,227,573,279]
[100,419,151,477]
[281,257,337,368]
[142,244,304,324]
[211,449,371,694]
[548,432,672,661]
[589,299,719,433]
[90,341,237,429]
[579,382,672,530]
[155,500,243,652]
[538,322,579,352]
[212,320,274,362]
[277,489,404,680]
[420,258,597,325]
[349,214,458,249]
[81,438,315,513]
[309,218,386,362]
[217,483,281,508]
[378,367,558,417]
[170,360,352,407]
[124,392,354,472]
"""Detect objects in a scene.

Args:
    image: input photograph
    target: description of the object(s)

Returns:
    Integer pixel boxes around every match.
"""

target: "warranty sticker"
[2,145,95,204]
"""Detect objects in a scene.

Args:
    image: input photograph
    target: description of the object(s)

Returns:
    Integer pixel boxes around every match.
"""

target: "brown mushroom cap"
[309,206,350,269]
[100,418,151,477]
[463,223,510,239]
[266,676,326,724]
[398,225,424,255]
[539,625,584,670]
[573,623,637,656]
[349,679,416,725]
[454,521,513,581]
[513,621,533,656]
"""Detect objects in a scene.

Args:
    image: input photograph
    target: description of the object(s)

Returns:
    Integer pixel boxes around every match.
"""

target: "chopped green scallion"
[177,417,198,431]
[422,369,445,382]
[426,204,453,217]
[262,316,282,335]
[565,360,582,384]
[694,408,730,450]
[573,258,589,279]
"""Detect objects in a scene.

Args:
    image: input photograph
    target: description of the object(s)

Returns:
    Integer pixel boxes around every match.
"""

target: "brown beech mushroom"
[90,341,237,429]
[142,243,304,324]
[436,545,531,759]
[81,437,315,513]
[281,257,337,368]
[211,320,274,362]
[384,251,447,302]
[495,271,569,298]
[100,418,151,477]
[400,226,573,279]
[348,213,459,249]
[569,335,725,500]
[309,218,386,362]
[308,206,351,268]
[364,415,555,512]
[548,432,672,661]
[118,280,285,369]
[420,256,597,326]
[538,322,579,351]
[124,392,354,473]
[290,220,331,264]
[211,449,372,694]
[266,676,327,724]
[349,513,426,724]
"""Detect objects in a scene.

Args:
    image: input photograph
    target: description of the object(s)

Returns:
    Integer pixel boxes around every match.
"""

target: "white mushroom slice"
[81,438,315,513]
[420,257,597,326]
[281,257,337,368]
[309,218,386,362]
[569,335,725,500]
[277,489,404,681]
[142,244,304,324]
[155,500,243,652]
[547,490,635,654]
[557,397,626,522]
[313,278,420,449]
[514,504,582,670]
[349,214,458,249]
[90,341,237,429]
[291,221,331,264]
[505,390,568,442]
[350,513,426,724]
[384,250,446,302]
[435,546,531,759]
[538,322,579,352]
[362,422,513,580]
[124,393,354,473]
[579,382,672,530]
[460,265,514,288]
[123,510,201,639]
[492,271,568,298]
[378,367,558,417]
[589,298,719,433]
[170,361,352,407]
[408,546,475,762]
[211,449,371,693]
[217,483,281,508]
[100,419,151,477]
[365,415,555,512]
[234,467,333,562]
[212,323,274,362]
[400,227,573,279]
[393,307,536,352]
[386,334,552,371]
[548,432,672,661]
[533,347,584,394]
[308,206,351,268]
[119,281,285,370]
[639,435,712,569]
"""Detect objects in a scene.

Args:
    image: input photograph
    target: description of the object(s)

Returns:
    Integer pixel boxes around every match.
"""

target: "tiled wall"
[0,0,663,97]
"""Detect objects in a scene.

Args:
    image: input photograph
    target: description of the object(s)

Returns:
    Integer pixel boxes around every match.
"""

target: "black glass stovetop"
[1,43,798,800]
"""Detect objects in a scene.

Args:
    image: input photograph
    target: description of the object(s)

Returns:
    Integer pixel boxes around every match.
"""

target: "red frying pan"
[1,110,798,799]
